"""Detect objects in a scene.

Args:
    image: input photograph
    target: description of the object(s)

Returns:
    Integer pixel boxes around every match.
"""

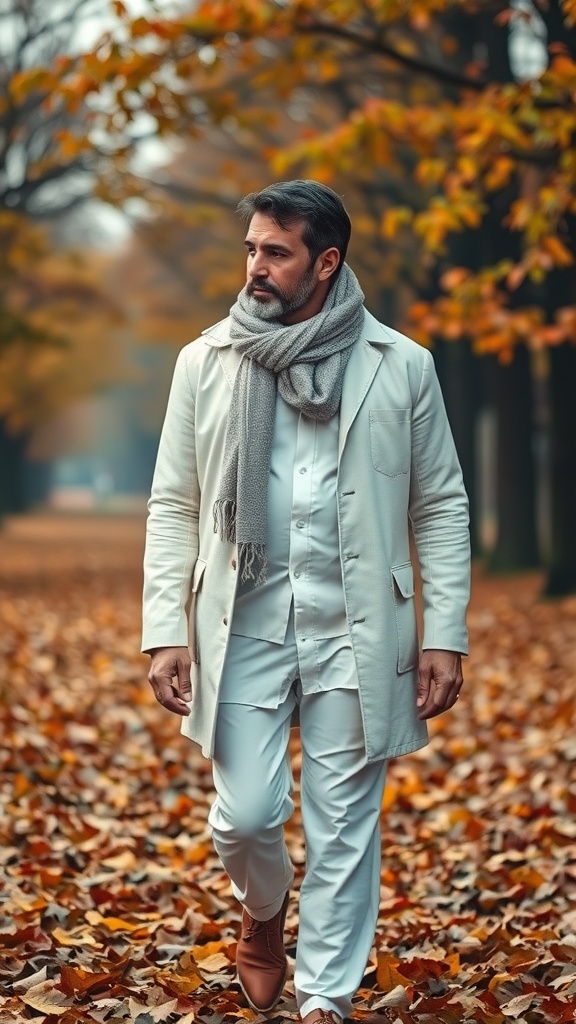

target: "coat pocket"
[391,562,418,673]
[189,557,207,665]
[369,409,411,477]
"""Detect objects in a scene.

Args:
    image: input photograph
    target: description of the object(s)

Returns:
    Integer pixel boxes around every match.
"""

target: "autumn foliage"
[25,0,575,362]
[0,213,125,434]
[1,516,575,1023]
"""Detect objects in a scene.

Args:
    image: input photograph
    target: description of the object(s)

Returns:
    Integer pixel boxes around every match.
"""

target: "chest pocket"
[369,409,411,477]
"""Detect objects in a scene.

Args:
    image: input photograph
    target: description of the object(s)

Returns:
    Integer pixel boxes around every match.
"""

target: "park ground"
[0,515,575,1024]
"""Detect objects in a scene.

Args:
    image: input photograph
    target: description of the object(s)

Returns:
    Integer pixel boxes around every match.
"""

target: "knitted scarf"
[213,262,365,585]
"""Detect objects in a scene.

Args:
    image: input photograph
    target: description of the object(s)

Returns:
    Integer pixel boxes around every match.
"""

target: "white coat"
[142,309,470,762]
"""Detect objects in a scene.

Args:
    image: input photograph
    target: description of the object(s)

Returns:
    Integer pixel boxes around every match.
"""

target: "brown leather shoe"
[301,1011,343,1024]
[236,892,289,1011]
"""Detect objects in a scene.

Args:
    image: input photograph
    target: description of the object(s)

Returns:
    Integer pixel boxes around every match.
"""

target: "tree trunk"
[487,349,540,572]
[544,343,576,595]
[0,422,28,516]
[24,459,52,508]
[433,339,481,556]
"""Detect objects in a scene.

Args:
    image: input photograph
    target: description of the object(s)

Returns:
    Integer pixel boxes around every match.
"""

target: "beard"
[245,266,317,321]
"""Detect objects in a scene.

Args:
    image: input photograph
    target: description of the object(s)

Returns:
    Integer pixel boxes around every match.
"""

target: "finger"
[416,659,433,708]
[418,672,448,718]
[176,659,193,702]
[162,694,191,716]
[418,677,459,720]
[155,683,191,716]
[150,673,191,716]
[177,677,192,702]
[443,666,463,707]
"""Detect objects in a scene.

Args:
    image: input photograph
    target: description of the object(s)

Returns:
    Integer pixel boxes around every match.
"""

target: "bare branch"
[295,18,487,91]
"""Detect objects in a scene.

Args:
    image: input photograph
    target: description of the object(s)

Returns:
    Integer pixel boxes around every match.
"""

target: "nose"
[248,250,268,279]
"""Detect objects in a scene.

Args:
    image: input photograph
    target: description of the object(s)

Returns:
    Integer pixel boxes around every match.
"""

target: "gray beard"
[245,266,317,322]
[243,290,284,321]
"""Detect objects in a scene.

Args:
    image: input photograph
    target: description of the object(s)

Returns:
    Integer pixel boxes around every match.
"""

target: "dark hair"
[237,179,351,271]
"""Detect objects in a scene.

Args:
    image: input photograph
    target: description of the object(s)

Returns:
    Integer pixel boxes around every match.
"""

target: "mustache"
[247,280,280,296]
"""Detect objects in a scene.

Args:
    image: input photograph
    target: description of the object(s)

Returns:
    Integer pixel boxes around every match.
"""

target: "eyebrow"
[244,239,293,255]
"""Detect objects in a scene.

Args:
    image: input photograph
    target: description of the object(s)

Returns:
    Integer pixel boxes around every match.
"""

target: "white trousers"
[208,637,387,1019]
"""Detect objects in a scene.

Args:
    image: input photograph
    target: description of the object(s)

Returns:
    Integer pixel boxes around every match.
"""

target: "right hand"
[147,646,192,716]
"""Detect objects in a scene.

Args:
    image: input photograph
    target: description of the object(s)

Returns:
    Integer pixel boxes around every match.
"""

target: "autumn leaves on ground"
[0,516,575,1024]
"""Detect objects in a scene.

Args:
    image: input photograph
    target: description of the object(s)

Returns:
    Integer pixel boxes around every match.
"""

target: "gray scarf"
[213,262,365,584]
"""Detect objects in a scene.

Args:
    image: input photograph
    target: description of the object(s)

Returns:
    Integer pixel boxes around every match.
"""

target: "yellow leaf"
[415,158,446,187]
[197,952,231,972]
[459,203,483,228]
[193,939,231,961]
[440,267,469,291]
[381,207,412,239]
[85,910,142,932]
[100,850,138,870]
[445,953,461,976]
[155,969,204,995]
[489,971,514,990]
[541,235,574,266]
[485,156,515,192]
[382,780,398,810]
[457,155,478,182]
[9,68,51,102]
[52,926,100,948]
[506,264,527,290]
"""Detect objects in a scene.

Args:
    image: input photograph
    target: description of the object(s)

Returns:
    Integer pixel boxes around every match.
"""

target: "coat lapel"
[338,310,396,458]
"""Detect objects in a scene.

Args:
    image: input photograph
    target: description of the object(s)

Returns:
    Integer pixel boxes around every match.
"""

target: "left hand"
[416,649,463,720]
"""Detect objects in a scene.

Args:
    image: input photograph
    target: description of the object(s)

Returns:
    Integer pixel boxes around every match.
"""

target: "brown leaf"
[20,981,73,1015]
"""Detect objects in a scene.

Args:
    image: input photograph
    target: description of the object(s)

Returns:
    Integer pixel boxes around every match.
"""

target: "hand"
[416,649,463,720]
[147,646,192,716]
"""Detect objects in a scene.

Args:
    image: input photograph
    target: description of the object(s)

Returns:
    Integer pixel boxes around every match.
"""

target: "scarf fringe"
[213,499,237,544]
[213,504,268,586]
[239,543,267,586]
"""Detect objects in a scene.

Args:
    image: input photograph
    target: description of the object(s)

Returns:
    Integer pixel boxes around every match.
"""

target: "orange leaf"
[376,951,408,992]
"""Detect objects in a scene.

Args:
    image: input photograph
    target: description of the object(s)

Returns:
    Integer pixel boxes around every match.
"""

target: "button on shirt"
[224,393,357,706]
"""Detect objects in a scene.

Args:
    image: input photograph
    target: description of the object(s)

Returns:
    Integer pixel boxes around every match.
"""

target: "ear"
[317,247,341,281]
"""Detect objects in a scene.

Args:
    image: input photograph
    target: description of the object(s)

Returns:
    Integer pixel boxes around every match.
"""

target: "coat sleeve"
[408,348,470,654]
[141,347,200,653]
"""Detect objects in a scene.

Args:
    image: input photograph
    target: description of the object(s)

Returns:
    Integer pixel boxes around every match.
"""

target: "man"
[142,180,470,1024]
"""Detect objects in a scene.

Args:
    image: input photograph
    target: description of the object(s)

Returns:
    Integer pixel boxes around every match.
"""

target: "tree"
[0,0,122,512]
[0,211,126,513]
[0,0,107,218]
[49,0,576,588]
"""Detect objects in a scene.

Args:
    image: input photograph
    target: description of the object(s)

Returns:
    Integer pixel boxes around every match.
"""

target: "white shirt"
[227,393,357,702]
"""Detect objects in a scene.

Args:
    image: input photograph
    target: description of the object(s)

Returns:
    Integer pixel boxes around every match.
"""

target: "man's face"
[243,213,320,322]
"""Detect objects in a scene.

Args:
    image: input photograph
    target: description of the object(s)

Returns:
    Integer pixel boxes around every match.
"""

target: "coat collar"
[201,317,233,348]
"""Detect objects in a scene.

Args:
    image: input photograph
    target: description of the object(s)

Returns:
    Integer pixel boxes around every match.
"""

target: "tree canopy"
[32,0,576,359]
